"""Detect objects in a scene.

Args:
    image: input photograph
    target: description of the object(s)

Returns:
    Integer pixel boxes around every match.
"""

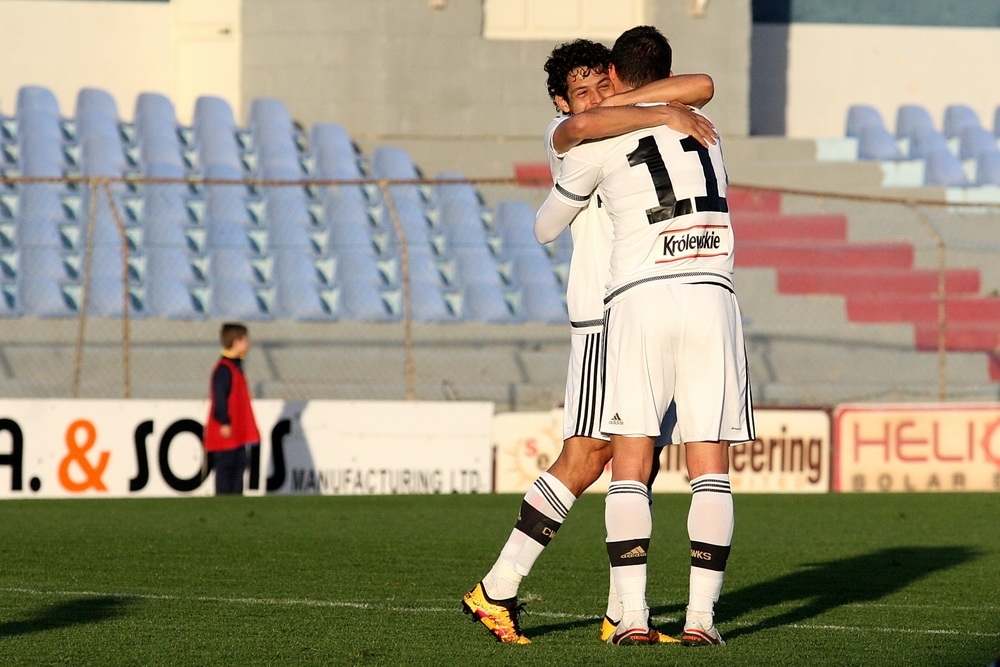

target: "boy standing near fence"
[204,322,260,495]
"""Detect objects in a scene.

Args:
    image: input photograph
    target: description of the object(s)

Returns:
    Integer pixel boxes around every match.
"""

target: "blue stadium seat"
[134,92,186,178]
[20,274,78,317]
[494,200,539,256]
[16,86,64,178]
[857,125,903,160]
[461,282,517,322]
[994,106,1000,138]
[370,146,424,208]
[975,151,1000,186]
[408,281,456,322]
[958,126,998,160]
[924,148,970,186]
[521,284,567,322]
[845,105,888,138]
[435,172,482,207]
[511,251,560,287]
[908,127,950,159]
[148,246,204,285]
[311,123,361,180]
[379,196,433,250]
[194,96,243,174]
[146,276,203,318]
[76,88,125,178]
[453,245,505,287]
[249,97,300,180]
[211,277,270,319]
[405,247,445,286]
[942,104,982,139]
[439,198,487,252]
[895,104,937,140]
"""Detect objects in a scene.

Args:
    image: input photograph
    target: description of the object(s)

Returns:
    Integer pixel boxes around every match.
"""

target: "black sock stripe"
[516,500,563,547]
[607,538,650,567]
[534,478,569,519]
[690,540,731,572]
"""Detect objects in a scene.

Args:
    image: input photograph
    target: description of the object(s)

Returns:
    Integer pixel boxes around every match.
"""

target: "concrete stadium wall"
[239,0,751,138]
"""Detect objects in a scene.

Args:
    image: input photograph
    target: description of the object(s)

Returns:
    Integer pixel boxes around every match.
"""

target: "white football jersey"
[551,110,734,306]
[544,115,613,332]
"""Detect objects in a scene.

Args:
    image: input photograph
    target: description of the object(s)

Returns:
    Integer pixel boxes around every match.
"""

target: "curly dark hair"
[610,26,672,90]
[544,39,612,107]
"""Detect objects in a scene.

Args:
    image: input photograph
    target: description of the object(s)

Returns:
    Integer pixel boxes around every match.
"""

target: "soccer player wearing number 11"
[535,26,755,647]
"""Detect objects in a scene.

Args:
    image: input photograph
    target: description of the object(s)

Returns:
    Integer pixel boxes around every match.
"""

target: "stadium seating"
[0,83,789,326]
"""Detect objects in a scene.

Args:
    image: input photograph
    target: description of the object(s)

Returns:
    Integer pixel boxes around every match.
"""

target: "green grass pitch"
[1,492,998,666]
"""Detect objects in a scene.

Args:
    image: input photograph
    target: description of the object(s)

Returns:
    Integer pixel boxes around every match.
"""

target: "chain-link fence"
[1,174,998,409]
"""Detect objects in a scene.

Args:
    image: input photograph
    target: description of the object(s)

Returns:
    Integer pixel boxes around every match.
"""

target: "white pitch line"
[3,587,998,638]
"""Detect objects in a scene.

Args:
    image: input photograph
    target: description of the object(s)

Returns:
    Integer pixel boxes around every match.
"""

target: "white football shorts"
[562,330,609,441]
[600,281,755,444]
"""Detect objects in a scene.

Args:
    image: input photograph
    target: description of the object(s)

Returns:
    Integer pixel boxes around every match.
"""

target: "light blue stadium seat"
[211,247,258,285]
[511,251,559,287]
[134,92,186,179]
[924,148,970,186]
[845,105,888,138]
[908,127,950,159]
[959,126,998,160]
[335,250,390,287]
[411,282,457,321]
[326,188,375,255]
[857,125,903,160]
[453,245,505,287]
[16,86,64,178]
[461,282,517,322]
[381,196,433,250]
[942,105,981,139]
[211,278,269,319]
[439,198,487,252]
[370,146,424,208]
[148,246,204,285]
[994,106,1000,138]
[146,276,203,318]
[85,272,128,316]
[435,172,482,207]
[895,104,936,140]
[521,284,567,322]
[272,248,336,319]
[249,97,300,180]
[20,274,78,317]
[194,96,243,174]
[20,245,74,282]
[311,123,361,180]
[76,88,125,178]
[494,200,539,256]
[405,247,445,286]
[975,151,1000,186]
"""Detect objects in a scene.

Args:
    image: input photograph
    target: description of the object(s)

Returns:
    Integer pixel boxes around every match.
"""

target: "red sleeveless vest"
[204,357,261,452]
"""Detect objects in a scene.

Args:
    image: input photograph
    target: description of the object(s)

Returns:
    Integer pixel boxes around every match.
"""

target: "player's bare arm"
[551,73,717,154]
[553,104,716,155]
[600,73,714,109]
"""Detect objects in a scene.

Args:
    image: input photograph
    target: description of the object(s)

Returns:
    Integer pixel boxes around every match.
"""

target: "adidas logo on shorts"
[608,413,623,426]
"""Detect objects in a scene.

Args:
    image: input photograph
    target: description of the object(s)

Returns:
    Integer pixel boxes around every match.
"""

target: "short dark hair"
[220,322,248,349]
[544,39,612,107]
[610,26,672,89]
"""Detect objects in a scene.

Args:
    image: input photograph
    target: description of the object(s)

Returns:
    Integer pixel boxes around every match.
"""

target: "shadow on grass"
[526,546,979,641]
[718,545,979,640]
[0,596,132,636]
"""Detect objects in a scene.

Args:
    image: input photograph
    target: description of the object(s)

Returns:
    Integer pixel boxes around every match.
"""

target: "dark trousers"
[213,446,247,495]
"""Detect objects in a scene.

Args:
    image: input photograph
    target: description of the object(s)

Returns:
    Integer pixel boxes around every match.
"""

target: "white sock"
[482,472,576,600]
[687,473,733,620]
[605,480,651,631]
[605,566,621,622]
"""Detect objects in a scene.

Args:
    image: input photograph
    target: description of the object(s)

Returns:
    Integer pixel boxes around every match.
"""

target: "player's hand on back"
[658,104,718,147]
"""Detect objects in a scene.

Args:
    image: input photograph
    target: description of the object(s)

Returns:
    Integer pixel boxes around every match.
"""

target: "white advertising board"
[834,403,1000,492]
[493,408,831,493]
[0,400,493,498]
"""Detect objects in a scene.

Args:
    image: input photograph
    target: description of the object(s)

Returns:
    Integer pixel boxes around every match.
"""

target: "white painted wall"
[0,0,241,123]
[784,23,1000,138]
